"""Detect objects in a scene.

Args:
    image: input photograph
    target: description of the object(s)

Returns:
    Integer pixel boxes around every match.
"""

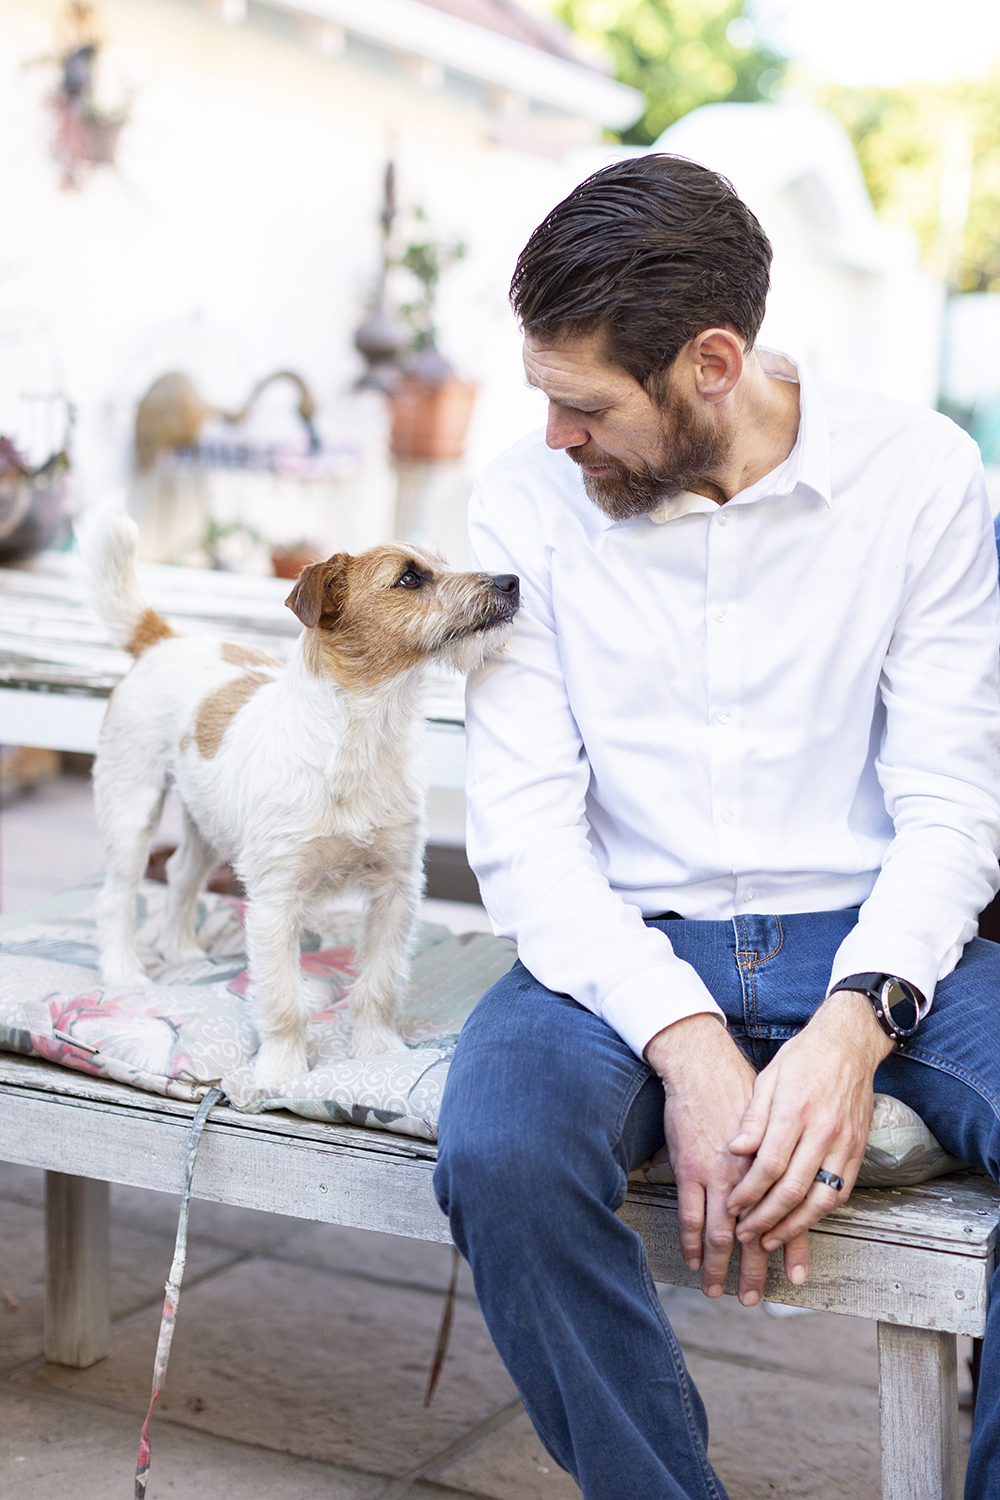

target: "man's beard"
[568,396,731,521]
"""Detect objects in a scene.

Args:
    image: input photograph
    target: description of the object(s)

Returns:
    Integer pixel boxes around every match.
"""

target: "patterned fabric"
[0,879,516,1139]
[0,879,961,1177]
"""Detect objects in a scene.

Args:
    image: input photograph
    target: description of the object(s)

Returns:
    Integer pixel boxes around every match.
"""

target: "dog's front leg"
[350,862,421,1056]
[245,889,309,1089]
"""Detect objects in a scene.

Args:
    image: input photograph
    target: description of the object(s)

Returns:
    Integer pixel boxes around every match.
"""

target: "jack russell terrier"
[79,510,519,1088]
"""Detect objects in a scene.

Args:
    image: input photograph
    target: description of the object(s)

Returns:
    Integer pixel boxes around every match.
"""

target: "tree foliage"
[816,73,1000,292]
[554,0,785,145]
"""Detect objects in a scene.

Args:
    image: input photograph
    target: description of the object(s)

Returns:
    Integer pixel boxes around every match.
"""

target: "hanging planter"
[42,6,130,189]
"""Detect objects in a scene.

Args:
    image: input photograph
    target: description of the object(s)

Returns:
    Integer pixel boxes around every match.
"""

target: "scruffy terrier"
[79,511,519,1088]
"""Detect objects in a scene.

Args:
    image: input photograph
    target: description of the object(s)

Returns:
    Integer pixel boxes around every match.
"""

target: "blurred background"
[2,0,1000,583]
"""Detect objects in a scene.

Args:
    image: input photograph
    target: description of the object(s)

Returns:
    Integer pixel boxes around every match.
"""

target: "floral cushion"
[0,878,966,1179]
[0,878,516,1140]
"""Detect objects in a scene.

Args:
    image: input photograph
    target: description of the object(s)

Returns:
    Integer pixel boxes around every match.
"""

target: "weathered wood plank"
[878,1323,961,1500]
[624,1178,1000,1259]
[44,1172,110,1368]
[621,1196,990,1336]
[0,1056,437,1159]
[1,1088,450,1243]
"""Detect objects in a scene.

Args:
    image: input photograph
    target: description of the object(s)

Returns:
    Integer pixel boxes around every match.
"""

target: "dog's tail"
[77,507,175,656]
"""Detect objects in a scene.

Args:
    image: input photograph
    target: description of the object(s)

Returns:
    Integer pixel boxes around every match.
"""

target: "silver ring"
[814,1168,845,1192]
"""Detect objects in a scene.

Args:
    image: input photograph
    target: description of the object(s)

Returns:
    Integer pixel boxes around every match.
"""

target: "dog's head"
[285,544,520,690]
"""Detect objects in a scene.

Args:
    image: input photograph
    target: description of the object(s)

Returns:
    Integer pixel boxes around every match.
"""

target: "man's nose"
[546,403,589,451]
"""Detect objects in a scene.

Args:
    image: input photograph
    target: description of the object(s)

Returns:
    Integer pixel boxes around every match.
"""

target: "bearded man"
[432,154,1000,1500]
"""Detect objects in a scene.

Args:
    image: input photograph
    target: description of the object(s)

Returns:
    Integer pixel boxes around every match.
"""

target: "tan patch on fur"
[220,641,282,669]
[193,672,271,758]
[126,608,175,657]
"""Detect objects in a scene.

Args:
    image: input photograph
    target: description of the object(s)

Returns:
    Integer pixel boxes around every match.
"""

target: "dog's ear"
[285,555,349,628]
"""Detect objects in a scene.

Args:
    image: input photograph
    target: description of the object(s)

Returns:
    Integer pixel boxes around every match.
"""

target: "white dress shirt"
[463,352,1000,1058]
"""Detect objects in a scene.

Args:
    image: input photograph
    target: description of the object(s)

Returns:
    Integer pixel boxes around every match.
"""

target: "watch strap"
[829,972,928,1042]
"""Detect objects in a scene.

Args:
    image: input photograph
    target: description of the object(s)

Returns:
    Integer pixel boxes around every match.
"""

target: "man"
[432,154,1000,1499]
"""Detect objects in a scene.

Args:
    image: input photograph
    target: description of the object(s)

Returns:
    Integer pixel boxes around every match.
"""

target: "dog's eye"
[396,569,423,589]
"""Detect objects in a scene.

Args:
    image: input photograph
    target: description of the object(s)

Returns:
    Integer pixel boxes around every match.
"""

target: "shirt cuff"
[828,925,939,1007]
[600,964,726,1059]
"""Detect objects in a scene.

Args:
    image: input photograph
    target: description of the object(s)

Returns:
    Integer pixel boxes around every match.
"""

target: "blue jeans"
[434,910,1000,1500]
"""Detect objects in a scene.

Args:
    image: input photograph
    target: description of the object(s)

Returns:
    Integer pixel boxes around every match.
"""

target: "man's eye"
[396,569,423,589]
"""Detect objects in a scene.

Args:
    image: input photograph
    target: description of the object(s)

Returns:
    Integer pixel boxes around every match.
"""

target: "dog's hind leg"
[349,854,422,1056]
[245,884,309,1089]
[160,808,218,965]
[93,756,168,986]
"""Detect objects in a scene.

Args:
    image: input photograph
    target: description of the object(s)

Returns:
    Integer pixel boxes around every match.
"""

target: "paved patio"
[0,768,974,1498]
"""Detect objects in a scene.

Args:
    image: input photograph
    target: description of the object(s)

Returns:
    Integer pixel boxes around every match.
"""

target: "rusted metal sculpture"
[134,370,319,471]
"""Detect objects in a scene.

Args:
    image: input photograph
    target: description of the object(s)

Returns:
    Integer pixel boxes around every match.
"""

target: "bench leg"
[44,1172,110,1368]
[878,1321,960,1500]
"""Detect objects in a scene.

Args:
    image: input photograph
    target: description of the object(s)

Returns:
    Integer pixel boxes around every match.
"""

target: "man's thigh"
[873,936,1000,1175]
[438,959,666,1184]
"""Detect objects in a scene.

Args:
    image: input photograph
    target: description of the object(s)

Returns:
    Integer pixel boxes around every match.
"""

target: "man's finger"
[701,1187,738,1298]
[676,1178,706,1271]
[729,1067,777,1157]
[781,1229,811,1287]
[760,1152,864,1250]
[737,1131,849,1242]
[727,1105,806,1220]
[735,1232,772,1307]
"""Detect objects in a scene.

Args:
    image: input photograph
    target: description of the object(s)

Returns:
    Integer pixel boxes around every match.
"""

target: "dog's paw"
[253,1037,308,1091]
[99,961,149,989]
[160,942,206,967]
[349,1021,406,1058]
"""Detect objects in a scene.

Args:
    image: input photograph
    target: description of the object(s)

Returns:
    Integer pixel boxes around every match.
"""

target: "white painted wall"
[0,8,946,573]
[0,0,585,555]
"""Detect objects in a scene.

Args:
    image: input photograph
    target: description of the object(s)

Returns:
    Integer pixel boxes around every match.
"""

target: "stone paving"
[0,770,974,1497]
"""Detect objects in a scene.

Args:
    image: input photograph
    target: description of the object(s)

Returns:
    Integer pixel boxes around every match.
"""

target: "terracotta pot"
[80,117,123,165]
[390,377,476,461]
[271,547,320,580]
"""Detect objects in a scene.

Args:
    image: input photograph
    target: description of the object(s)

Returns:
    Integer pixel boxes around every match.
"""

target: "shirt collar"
[598,349,833,530]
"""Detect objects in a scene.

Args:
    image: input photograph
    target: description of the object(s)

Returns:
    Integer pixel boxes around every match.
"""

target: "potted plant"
[45,3,130,189]
[388,216,476,462]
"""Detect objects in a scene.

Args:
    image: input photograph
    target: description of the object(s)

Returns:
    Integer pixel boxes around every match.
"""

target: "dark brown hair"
[510,155,772,397]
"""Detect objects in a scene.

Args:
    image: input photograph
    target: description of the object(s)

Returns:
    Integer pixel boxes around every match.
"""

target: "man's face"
[523,331,730,520]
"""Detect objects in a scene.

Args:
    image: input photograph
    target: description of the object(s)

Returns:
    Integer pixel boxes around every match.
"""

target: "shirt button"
[717,711,731,724]
[714,608,727,622]
[722,810,735,823]
[717,513,729,527]
[743,888,756,902]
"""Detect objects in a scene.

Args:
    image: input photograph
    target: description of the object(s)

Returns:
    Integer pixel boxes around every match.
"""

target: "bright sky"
[752,0,1000,87]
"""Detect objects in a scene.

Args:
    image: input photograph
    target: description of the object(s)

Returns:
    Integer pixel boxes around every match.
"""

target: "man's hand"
[645,1015,807,1308]
[725,992,896,1268]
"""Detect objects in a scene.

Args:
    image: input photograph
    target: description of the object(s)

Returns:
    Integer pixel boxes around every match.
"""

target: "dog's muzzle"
[490,574,520,621]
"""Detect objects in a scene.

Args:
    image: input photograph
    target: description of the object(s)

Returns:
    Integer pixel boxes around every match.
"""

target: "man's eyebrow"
[522,378,610,408]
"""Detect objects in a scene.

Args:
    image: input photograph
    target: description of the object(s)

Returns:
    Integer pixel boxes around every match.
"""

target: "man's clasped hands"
[643,991,897,1307]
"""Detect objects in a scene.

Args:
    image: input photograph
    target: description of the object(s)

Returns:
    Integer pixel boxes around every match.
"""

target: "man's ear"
[285,555,349,627]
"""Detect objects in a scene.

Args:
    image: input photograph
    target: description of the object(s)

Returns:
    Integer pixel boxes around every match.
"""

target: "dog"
[79,510,519,1087]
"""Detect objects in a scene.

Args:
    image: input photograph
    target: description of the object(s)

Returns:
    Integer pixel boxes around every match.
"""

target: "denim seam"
[734,916,759,1033]
[639,1258,725,1500]
[757,914,784,966]
[902,1046,1000,1125]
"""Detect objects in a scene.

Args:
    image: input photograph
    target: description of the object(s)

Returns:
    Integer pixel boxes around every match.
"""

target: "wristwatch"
[828,972,930,1044]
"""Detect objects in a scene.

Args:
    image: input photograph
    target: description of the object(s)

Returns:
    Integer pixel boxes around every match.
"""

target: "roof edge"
[268,0,645,128]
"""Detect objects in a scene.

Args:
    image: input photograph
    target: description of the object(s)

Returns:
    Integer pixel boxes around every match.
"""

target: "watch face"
[882,979,919,1034]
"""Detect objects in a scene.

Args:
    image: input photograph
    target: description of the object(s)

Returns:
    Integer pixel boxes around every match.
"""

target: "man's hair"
[510,155,772,398]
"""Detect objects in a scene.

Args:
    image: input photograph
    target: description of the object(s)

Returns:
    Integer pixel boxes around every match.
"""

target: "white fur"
[79,510,516,1089]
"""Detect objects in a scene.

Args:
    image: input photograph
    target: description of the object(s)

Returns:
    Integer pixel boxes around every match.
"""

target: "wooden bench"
[1,1053,995,1500]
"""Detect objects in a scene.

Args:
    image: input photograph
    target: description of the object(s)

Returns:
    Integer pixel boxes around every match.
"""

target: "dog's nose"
[491,574,519,598]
